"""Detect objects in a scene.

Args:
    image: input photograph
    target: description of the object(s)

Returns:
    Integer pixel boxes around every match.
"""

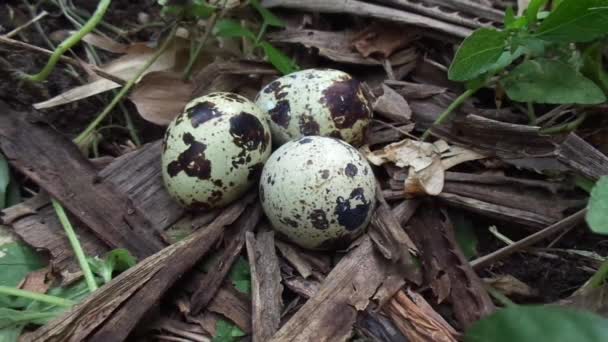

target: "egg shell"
[254,68,373,147]
[162,92,271,210]
[259,136,377,250]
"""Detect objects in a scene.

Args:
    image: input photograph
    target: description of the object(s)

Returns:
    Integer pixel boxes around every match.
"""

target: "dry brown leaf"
[79,32,129,53]
[352,23,418,58]
[130,71,194,126]
[19,268,50,294]
[34,41,180,109]
[373,84,412,123]
[484,275,537,297]
[363,139,485,196]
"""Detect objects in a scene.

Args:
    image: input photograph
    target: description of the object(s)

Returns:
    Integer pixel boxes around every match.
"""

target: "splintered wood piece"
[246,230,283,342]
[408,200,495,328]
[557,134,608,180]
[269,236,389,342]
[207,285,253,333]
[0,105,164,258]
[190,203,262,315]
[262,0,472,38]
[386,289,458,342]
[24,194,254,342]
[355,309,409,342]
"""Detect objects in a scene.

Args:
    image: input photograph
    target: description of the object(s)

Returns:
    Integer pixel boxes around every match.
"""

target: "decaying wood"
[355,309,408,342]
[207,285,253,333]
[6,141,183,280]
[386,289,458,342]
[263,0,473,38]
[246,230,283,342]
[421,0,504,22]
[190,203,262,315]
[0,106,165,258]
[409,200,495,329]
[269,236,390,342]
[283,276,321,299]
[24,195,254,342]
[556,134,608,181]
[471,209,587,270]
[275,240,314,279]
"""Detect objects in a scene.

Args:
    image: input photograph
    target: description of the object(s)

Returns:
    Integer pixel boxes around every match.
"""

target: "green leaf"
[504,7,528,30]
[0,308,57,329]
[525,0,548,26]
[0,324,22,342]
[535,0,608,43]
[501,58,606,104]
[0,227,44,288]
[88,249,136,284]
[5,181,21,208]
[582,43,608,94]
[587,176,608,234]
[259,41,299,75]
[448,28,508,81]
[449,210,478,260]
[465,305,608,342]
[0,153,10,209]
[212,319,246,342]
[229,256,251,294]
[250,0,285,27]
[213,19,256,41]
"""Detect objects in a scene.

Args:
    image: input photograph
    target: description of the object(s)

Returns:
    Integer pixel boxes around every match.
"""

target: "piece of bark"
[283,276,321,299]
[373,84,412,123]
[207,285,253,333]
[422,0,504,22]
[268,236,389,342]
[24,194,254,342]
[275,241,314,278]
[0,105,164,258]
[391,199,420,226]
[556,134,608,180]
[384,80,447,99]
[190,203,262,315]
[355,309,409,342]
[408,200,495,329]
[246,230,283,342]
[263,0,473,38]
[385,289,459,342]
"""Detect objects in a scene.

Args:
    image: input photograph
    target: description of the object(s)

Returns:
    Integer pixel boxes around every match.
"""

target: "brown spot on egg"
[187,101,222,128]
[322,78,371,129]
[189,200,211,210]
[280,217,299,228]
[309,209,329,230]
[260,184,265,203]
[213,179,223,187]
[329,130,343,139]
[298,115,320,136]
[247,163,264,181]
[229,112,267,151]
[334,187,371,231]
[320,169,330,179]
[344,163,358,177]
[166,133,212,180]
[209,190,223,204]
[223,93,247,103]
[268,100,291,128]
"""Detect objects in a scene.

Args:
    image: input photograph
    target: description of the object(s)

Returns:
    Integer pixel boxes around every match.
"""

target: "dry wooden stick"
[471,209,587,270]
[246,230,283,342]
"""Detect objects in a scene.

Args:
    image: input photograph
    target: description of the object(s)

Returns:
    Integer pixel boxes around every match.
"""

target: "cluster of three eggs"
[161,69,377,249]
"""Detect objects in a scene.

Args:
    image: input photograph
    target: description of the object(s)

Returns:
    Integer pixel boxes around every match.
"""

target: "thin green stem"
[527,102,536,123]
[584,259,608,290]
[75,25,178,147]
[485,285,516,307]
[539,113,587,135]
[6,310,58,323]
[120,101,142,146]
[421,86,481,141]
[255,23,267,45]
[22,0,111,82]
[0,286,75,307]
[51,199,98,292]
[182,13,220,80]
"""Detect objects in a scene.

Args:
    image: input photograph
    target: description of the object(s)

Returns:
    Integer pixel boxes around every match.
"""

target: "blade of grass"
[0,286,75,307]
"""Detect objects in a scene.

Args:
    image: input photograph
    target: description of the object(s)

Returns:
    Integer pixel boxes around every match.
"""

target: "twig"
[0,36,125,85]
[471,209,586,270]
[75,25,178,147]
[51,198,98,292]
[421,86,481,141]
[22,0,112,82]
[4,10,48,38]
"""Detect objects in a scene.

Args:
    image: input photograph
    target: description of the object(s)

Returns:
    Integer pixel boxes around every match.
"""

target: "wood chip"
[246,230,283,342]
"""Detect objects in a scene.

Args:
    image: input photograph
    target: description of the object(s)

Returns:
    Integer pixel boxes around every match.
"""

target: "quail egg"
[255,68,373,147]
[162,92,271,210]
[259,136,377,250]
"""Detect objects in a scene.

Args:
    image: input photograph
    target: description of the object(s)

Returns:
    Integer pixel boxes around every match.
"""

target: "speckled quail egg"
[162,92,271,210]
[259,136,377,250]
[255,68,373,147]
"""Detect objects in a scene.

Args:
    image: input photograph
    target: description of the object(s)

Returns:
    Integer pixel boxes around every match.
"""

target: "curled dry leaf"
[34,41,180,109]
[352,23,418,59]
[373,84,412,123]
[362,139,486,196]
[484,274,537,297]
[130,71,194,126]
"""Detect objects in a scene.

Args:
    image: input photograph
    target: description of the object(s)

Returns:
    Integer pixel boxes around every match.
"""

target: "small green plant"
[423,0,608,139]
[212,0,299,74]
[212,319,246,342]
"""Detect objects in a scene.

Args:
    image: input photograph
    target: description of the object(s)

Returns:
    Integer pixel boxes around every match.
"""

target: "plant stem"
[584,259,608,290]
[51,199,98,292]
[0,286,75,307]
[255,23,267,45]
[182,13,221,80]
[22,0,111,82]
[74,25,177,147]
[539,113,587,135]
[421,86,481,141]
[526,102,536,123]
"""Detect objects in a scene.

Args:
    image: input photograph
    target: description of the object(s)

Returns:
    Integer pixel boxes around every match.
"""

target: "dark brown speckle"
[166,133,211,180]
